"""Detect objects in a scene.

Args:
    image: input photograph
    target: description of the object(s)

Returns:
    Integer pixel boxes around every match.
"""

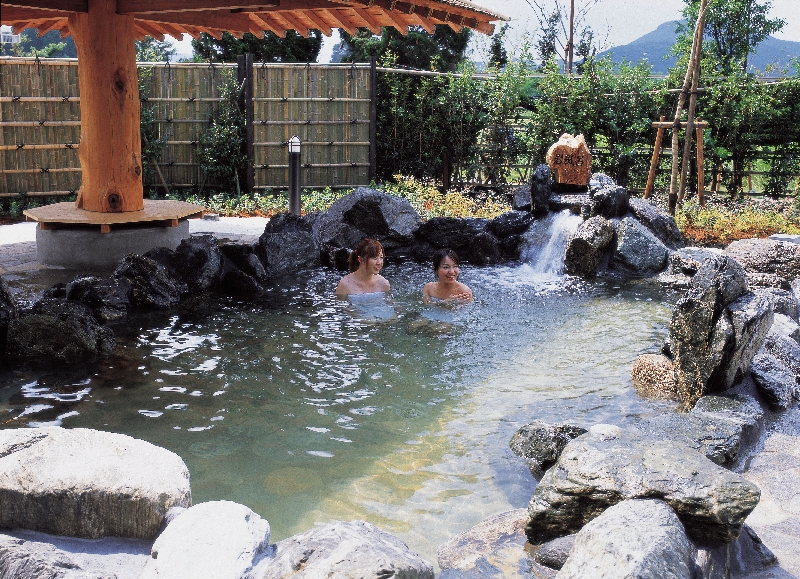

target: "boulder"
[610,217,669,276]
[220,243,269,283]
[546,133,591,187]
[0,530,150,579]
[631,404,758,468]
[755,287,799,320]
[533,534,575,570]
[695,524,778,579]
[691,394,765,440]
[525,425,761,546]
[769,313,800,343]
[260,520,434,579]
[313,188,422,254]
[0,427,191,539]
[415,218,500,265]
[750,350,798,409]
[437,509,535,577]
[140,501,271,579]
[219,262,264,298]
[487,211,535,239]
[66,275,132,322]
[512,183,532,212]
[548,194,589,214]
[0,274,17,361]
[725,238,800,290]
[509,421,587,478]
[590,186,629,219]
[530,164,554,215]
[669,256,753,406]
[171,235,222,292]
[114,254,187,309]
[631,353,678,400]
[588,172,615,195]
[256,213,320,278]
[556,499,695,579]
[7,299,115,365]
[563,216,614,278]
[628,197,684,249]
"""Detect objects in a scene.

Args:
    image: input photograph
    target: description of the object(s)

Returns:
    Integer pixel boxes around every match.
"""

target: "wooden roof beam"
[248,13,284,36]
[1,0,86,12]
[350,7,380,34]
[251,12,288,36]
[136,20,166,40]
[301,9,332,36]
[118,0,279,15]
[143,10,253,34]
[274,10,309,36]
[34,18,66,34]
[408,11,435,33]
[1,6,66,22]
[318,8,356,36]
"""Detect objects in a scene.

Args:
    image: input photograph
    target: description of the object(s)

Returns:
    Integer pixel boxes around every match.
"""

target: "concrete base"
[36,220,190,269]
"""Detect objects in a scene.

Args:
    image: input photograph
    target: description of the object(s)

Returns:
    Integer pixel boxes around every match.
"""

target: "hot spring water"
[0,216,680,563]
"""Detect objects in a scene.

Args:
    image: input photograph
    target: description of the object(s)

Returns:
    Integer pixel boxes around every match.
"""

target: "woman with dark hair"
[335,238,391,296]
[422,248,472,304]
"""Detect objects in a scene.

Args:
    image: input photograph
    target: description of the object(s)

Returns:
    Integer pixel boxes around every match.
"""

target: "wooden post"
[237,53,255,194]
[696,125,705,206]
[678,34,702,204]
[644,115,666,199]
[68,0,143,212]
[369,53,377,183]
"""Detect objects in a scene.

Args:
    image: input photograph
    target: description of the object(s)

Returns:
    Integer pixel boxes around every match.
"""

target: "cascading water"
[518,209,584,280]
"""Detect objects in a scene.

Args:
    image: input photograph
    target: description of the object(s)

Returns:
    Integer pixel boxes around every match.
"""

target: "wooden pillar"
[696,126,705,206]
[237,53,255,194]
[644,116,666,199]
[369,53,377,183]
[69,0,143,212]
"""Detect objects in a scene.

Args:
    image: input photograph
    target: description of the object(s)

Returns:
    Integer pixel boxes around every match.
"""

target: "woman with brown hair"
[335,238,391,296]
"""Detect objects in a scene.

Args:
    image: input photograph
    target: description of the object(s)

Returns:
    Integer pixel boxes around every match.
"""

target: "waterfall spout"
[520,210,583,276]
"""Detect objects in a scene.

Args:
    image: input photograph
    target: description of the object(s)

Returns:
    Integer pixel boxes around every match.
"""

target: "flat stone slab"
[0,427,191,539]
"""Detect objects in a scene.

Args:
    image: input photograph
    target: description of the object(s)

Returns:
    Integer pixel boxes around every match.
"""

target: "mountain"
[597,21,800,75]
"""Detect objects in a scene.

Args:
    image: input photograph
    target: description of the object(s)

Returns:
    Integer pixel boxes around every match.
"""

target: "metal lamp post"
[288,136,301,215]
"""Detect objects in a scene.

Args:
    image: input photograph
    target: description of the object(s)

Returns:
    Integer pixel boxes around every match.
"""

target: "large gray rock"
[140,501,270,579]
[0,529,150,579]
[487,211,535,239]
[588,172,615,195]
[762,322,800,375]
[220,243,269,283]
[0,274,16,361]
[628,197,684,249]
[750,350,799,409]
[610,217,669,276]
[0,428,191,540]
[509,421,587,478]
[414,217,500,265]
[530,164,554,216]
[7,299,115,365]
[260,520,434,579]
[725,238,800,290]
[256,212,320,278]
[755,287,799,321]
[66,275,132,322]
[525,425,761,546]
[172,234,222,292]
[534,535,575,570]
[114,254,187,309]
[564,216,614,278]
[669,256,755,406]
[769,313,800,344]
[695,524,779,579]
[630,353,678,400]
[556,499,695,579]
[313,188,422,254]
[512,183,532,212]
[590,186,629,219]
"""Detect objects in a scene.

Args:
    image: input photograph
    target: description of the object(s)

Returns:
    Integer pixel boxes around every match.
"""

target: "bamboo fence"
[0,58,373,198]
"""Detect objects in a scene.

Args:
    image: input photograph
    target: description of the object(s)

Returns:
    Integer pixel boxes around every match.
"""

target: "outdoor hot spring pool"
[0,258,682,562]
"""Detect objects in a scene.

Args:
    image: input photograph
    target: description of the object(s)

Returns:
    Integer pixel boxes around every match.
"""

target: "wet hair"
[432,248,460,271]
[348,238,385,273]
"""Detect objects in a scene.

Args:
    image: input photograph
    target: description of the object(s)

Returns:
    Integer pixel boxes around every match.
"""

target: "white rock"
[556,499,694,579]
[140,501,271,579]
[0,427,190,539]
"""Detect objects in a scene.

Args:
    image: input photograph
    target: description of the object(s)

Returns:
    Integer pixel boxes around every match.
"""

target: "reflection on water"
[0,262,679,564]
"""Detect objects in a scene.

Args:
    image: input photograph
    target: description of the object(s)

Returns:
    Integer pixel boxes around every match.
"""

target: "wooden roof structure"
[1,0,506,39]
[2,0,505,221]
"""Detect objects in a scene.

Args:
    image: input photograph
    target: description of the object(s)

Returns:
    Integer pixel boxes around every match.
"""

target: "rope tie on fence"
[16,143,24,150]
[37,120,46,126]
[190,140,197,146]
[350,162,357,167]
[61,96,70,102]
[281,97,288,102]
[39,167,50,174]
[64,143,74,149]
[165,117,173,123]
[304,163,312,168]
[328,96,335,101]
[12,96,21,102]
[163,60,171,81]
[261,60,267,80]
[141,96,149,103]
[328,141,334,146]
[188,96,195,102]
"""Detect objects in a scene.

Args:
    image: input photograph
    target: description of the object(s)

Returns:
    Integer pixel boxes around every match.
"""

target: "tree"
[678,0,785,72]
[488,24,509,69]
[1,29,76,58]
[340,25,470,71]
[191,30,322,63]
[529,0,601,71]
[136,36,176,62]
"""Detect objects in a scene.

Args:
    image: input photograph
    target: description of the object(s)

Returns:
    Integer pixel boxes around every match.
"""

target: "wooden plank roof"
[1,0,508,40]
